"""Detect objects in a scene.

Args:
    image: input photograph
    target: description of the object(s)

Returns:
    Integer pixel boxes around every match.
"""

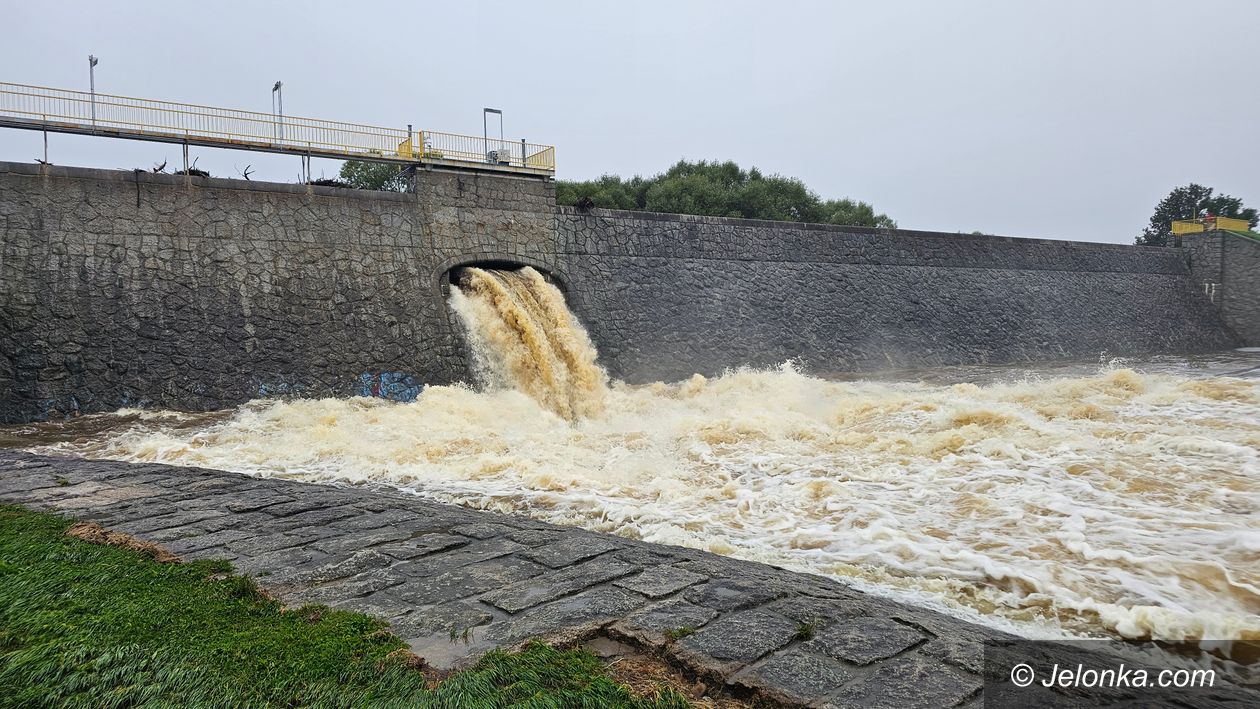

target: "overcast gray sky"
[3,0,1256,243]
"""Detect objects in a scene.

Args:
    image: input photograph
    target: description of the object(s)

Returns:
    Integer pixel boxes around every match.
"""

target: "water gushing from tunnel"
[449,266,609,420]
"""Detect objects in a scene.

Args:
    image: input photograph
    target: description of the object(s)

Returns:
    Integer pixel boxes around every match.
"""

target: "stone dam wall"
[0,160,1238,422]
[554,209,1237,383]
[1186,231,1260,347]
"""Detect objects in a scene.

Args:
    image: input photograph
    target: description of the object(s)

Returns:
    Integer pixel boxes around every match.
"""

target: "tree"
[816,198,897,229]
[555,174,647,210]
[338,160,407,191]
[1136,184,1258,246]
[557,159,895,228]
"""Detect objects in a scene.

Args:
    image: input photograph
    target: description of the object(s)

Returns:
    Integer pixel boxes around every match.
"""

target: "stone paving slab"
[1,451,1255,708]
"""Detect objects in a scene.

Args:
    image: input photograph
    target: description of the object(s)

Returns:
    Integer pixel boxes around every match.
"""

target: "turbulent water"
[449,267,608,420]
[5,267,1259,656]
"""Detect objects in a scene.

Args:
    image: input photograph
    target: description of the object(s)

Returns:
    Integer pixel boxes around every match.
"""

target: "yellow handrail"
[1173,216,1252,234]
[0,82,555,174]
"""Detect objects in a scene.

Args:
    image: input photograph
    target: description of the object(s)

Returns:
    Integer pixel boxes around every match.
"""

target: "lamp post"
[483,107,502,162]
[272,81,284,143]
[88,55,98,128]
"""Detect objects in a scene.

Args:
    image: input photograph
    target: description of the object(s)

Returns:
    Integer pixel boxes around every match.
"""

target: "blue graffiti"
[256,380,293,398]
[357,372,423,402]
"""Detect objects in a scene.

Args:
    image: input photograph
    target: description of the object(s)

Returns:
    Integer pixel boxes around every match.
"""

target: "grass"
[794,622,816,642]
[663,627,695,642]
[0,505,690,708]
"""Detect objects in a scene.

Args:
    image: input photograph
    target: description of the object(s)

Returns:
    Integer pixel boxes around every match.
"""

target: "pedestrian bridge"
[0,81,555,177]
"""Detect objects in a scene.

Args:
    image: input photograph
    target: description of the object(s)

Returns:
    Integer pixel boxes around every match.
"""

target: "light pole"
[88,55,98,128]
[272,81,284,143]
[483,107,502,162]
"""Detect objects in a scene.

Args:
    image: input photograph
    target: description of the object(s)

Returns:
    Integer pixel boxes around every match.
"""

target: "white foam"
[23,270,1260,649]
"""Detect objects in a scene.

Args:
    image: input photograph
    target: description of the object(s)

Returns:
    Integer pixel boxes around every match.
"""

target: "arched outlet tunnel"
[443,261,567,295]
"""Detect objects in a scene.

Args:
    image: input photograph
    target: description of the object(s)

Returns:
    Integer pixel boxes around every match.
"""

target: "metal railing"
[1172,216,1252,235]
[419,130,555,173]
[0,82,555,174]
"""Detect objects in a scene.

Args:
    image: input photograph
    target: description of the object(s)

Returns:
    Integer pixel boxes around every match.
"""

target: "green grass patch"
[663,627,695,642]
[794,621,816,642]
[0,505,689,708]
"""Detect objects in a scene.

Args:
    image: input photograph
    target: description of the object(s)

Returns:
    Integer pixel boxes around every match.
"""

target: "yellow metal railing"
[1172,216,1252,234]
[418,130,555,172]
[1172,220,1205,235]
[1214,216,1251,232]
[0,82,555,174]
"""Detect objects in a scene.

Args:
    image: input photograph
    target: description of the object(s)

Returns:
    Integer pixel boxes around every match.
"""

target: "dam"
[2,159,1258,705]
[0,160,1246,422]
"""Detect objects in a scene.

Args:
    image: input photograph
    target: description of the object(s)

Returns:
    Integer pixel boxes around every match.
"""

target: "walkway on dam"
[1,451,1253,708]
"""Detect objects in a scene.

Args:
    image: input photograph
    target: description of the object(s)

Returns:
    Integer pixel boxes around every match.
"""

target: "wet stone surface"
[731,649,854,705]
[2,452,1257,708]
[614,565,707,598]
[805,616,928,665]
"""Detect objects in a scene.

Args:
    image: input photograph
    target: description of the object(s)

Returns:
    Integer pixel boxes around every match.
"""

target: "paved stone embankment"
[1,451,1254,708]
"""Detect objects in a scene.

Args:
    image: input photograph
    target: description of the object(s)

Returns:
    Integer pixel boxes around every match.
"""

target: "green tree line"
[337,157,896,229]
[556,160,896,228]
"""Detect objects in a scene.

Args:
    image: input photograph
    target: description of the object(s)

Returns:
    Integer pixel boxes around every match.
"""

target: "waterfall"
[449,266,609,420]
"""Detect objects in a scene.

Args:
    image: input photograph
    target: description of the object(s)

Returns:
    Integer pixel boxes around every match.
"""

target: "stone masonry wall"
[1189,231,1260,345]
[0,162,557,422]
[1184,231,1260,346]
[1222,235,1260,346]
[555,209,1236,383]
[0,161,1238,422]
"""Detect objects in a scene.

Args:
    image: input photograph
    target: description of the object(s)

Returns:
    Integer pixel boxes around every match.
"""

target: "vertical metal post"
[42,125,48,164]
[272,81,284,143]
[483,108,502,162]
[521,138,526,167]
[88,55,98,128]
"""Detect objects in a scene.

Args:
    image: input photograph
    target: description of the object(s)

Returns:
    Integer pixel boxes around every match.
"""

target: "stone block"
[613,565,706,598]
[482,555,638,613]
[731,649,853,705]
[683,577,784,612]
[520,536,623,568]
[805,616,927,665]
[484,587,645,644]
[377,532,468,560]
[672,608,798,676]
[392,555,544,606]
[822,656,981,709]
[620,599,719,635]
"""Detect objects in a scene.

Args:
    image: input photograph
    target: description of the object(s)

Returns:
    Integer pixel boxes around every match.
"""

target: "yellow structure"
[0,82,555,176]
[1171,216,1251,234]
[1215,216,1252,232]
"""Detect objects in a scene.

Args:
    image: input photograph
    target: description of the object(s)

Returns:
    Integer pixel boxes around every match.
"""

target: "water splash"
[6,264,1259,651]
[449,266,608,420]
[18,361,1260,650]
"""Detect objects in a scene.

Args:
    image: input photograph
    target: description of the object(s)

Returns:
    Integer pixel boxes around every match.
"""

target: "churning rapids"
[4,266,1259,655]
